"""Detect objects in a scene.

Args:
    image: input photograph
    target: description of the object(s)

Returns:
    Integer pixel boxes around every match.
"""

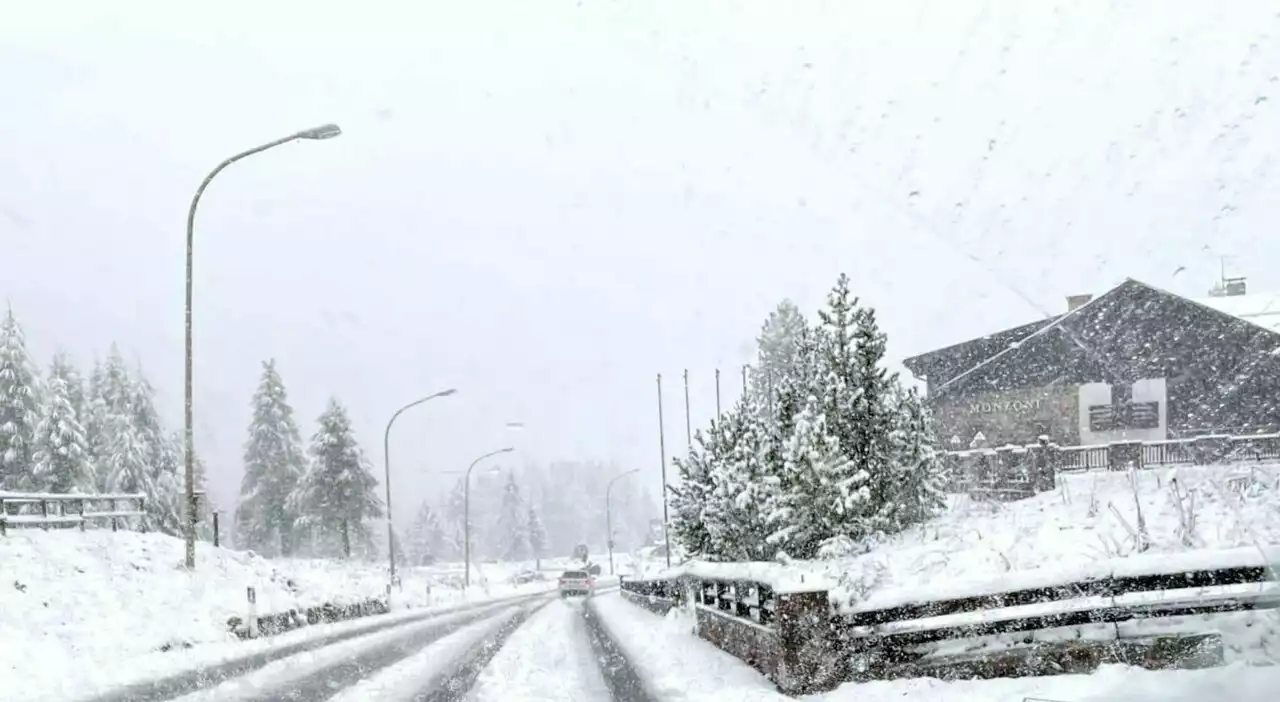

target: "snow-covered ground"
[0,529,559,697]
[470,598,611,701]
[644,464,1280,624]
[595,592,1280,702]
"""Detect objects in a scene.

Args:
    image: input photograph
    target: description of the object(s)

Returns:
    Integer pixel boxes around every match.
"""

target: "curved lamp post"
[383,388,457,587]
[605,468,640,575]
[183,123,342,569]
[463,447,514,589]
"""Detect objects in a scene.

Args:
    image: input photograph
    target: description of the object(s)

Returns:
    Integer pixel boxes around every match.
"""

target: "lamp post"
[463,447,514,589]
[383,389,457,588]
[184,123,342,569]
[605,468,640,575]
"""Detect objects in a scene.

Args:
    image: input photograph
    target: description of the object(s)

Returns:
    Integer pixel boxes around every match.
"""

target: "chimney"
[1067,294,1093,312]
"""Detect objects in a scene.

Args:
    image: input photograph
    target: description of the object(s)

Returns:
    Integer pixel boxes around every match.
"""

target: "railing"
[0,491,147,535]
[940,433,1280,499]
[619,546,1280,694]
[621,566,839,695]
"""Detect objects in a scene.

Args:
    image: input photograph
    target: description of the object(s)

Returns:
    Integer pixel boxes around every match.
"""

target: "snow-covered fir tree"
[48,352,87,429]
[887,386,947,529]
[292,398,384,559]
[527,503,547,567]
[236,360,306,556]
[703,393,779,561]
[668,424,723,559]
[495,471,530,562]
[765,395,866,559]
[847,304,899,536]
[0,306,41,489]
[87,346,132,491]
[442,478,467,560]
[406,500,445,566]
[750,299,807,428]
[31,362,94,493]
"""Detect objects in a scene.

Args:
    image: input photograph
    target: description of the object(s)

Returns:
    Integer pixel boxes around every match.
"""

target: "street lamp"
[605,468,640,575]
[183,123,342,569]
[463,447,514,589]
[383,388,458,588]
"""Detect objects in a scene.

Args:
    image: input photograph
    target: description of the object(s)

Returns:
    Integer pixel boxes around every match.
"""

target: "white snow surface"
[827,465,1280,614]
[168,603,524,702]
[592,593,791,702]
[601,592,1280,702]
[324,602,536,702]
[0,529,558,697]
[469,598,611,702]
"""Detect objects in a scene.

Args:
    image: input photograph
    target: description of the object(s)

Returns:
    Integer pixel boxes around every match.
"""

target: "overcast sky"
[3,0,1279,526]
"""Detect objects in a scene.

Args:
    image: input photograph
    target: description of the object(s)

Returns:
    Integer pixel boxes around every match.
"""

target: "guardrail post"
[212,511,220,547]
[774,590,843,694]
[246,586,259,639]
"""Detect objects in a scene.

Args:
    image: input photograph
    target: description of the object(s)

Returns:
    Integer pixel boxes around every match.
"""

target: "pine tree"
[88,346,132,492]
[751,299,807,428]
[442,478,467,560]
[292,398,384,559]
[48,352,87,428]
[527,503,547,567]
[31,363,94,493]
[407,500,445,566]
[848,305,899,536]
[130,367,182,532]
[495,472,530,562]
[704,394,779,561]
[237,360,307,557]
[0,306,41,489]
[669,425,721,559]
[765,396,867,559]
[888,387,947,529]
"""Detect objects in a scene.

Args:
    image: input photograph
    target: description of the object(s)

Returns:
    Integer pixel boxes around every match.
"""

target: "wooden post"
[213,511,220,547]
[40,500,49,530]
[78,498,86,532]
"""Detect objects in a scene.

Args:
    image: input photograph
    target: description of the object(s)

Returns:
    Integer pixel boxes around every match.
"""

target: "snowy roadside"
[593,592,1280,702]
[0,530,558,699]
[590,593,791,702]
[23,593,554,702]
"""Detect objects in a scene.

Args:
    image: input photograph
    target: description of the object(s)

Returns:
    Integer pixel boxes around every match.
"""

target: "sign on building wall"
[931,379,1169,448]
[932,385,1081,448]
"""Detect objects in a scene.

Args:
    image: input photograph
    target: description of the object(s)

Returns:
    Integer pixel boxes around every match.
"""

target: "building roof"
[1193,292,1280,335]
[910,278,1280,398]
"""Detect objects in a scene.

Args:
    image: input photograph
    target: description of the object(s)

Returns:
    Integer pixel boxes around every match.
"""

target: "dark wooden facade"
[905,279,1280,442]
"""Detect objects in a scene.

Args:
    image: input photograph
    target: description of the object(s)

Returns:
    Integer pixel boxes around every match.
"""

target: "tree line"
[0,306,207,533]
[0,302,662,564]
[669,273,947,562]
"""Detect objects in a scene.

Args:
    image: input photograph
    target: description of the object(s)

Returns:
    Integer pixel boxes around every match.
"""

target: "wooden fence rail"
[0,490,147,535]
[621,546,1280,695]
[939,433,1280,500]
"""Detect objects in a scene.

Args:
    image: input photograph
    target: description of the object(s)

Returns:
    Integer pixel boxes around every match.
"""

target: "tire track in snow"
[79,593,551,702]
[163,603,532,702]
[467,597,612,702]
[583,597,660,702]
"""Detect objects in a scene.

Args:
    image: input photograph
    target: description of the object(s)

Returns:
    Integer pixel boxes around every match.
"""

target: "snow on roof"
[1193,292,1280,335]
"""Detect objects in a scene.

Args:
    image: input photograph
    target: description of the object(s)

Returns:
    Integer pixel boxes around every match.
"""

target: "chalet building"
[903,277,1280,449]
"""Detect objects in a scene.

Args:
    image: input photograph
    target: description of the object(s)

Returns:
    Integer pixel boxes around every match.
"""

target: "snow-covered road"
[469,598,613,702]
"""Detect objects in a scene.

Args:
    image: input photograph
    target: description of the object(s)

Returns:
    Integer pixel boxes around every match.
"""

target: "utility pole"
[683,369,692,453]
[656,373,670,567]
[715,368,721,417]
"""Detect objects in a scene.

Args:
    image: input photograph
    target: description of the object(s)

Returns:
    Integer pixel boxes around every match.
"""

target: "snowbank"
[826,464,1280,611]
[0,529,556,693]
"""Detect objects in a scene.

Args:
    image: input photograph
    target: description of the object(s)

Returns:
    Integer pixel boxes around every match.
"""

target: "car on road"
[558,569,595,597]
